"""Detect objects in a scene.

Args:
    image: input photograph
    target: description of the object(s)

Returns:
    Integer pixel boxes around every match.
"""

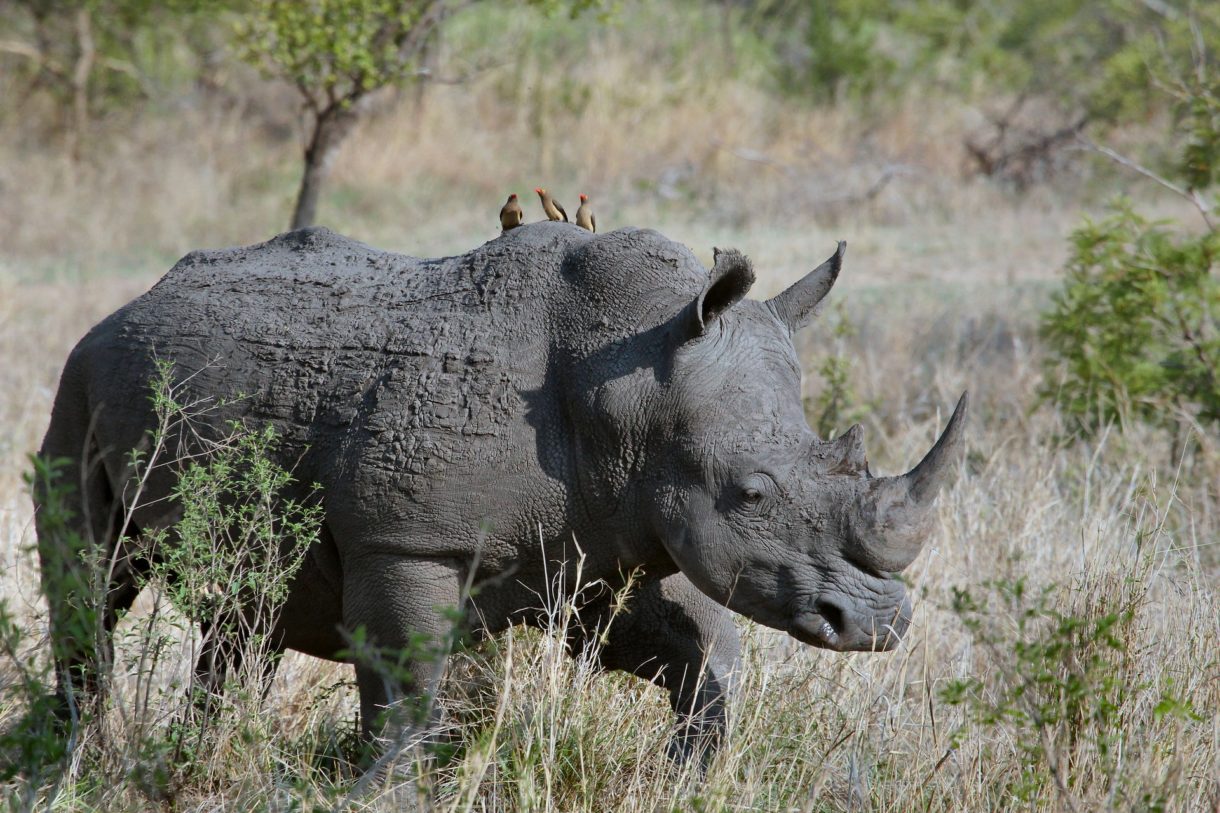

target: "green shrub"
[807,304,872,440]
[1038,201,1220,437]
[0,598,69,812]
[1,362,325,807]
[942,572,1200,809]
[1040,42,1220,441]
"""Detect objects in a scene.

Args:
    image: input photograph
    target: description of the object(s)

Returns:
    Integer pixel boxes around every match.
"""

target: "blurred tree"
[0,0,238,158]
[901,0,1214,185]
[235,0,601,230]
[744,0,1219,186]
[745,0,897,103]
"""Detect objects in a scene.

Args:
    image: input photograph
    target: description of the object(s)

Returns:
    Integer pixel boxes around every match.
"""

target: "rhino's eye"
[731,472,776,514]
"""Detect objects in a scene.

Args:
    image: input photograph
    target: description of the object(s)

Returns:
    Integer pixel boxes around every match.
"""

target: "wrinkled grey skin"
[36,222,966,763]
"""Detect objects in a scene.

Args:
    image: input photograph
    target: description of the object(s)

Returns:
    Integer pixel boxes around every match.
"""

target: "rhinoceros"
[36,222,966,761]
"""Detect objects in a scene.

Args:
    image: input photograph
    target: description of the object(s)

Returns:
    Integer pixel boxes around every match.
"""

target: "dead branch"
[965,107,1088,188]
[0,38,44,63]
[411,57,506,86]
[1077,136,1215,230]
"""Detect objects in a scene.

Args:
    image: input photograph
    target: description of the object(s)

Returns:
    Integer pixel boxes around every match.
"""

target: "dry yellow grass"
[1,4,1217,808]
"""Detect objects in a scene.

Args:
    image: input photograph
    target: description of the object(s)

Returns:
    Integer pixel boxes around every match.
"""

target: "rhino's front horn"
[853,393,969,572]
[900,391,969,503]
[767,241,845,333]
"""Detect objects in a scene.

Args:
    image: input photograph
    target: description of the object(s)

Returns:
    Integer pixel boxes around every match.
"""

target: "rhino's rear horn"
[827,423,868,474]
[767,241,845,333]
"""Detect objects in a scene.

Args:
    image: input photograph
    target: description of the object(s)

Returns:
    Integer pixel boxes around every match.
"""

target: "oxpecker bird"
[575,193,596,232]
[535,187,567,222]
[499,193,524,231]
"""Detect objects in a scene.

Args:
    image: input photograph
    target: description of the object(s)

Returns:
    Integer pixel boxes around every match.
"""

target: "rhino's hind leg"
[34,428,146,723]
[567,573,742,768]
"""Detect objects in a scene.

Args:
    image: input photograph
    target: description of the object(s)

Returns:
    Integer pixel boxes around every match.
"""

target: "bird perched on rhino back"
[575,194,596,232]
[499,193,524,232]
[535,187,567,222]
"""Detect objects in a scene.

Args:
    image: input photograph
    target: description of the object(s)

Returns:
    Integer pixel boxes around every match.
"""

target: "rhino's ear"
[767,241,845,333]
[684,248,755,340]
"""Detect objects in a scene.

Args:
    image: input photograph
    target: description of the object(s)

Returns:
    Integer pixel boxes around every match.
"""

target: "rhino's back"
[71,226,571,504]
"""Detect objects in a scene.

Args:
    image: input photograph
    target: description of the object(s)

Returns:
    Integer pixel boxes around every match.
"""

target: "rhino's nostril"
[815,600,846,635]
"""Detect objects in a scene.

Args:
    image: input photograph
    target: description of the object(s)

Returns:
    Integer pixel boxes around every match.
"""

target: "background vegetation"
[0,0,1217,810]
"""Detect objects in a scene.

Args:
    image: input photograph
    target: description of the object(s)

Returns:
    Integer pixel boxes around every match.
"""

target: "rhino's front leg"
[573,573,741,767]
[342,554,465,755]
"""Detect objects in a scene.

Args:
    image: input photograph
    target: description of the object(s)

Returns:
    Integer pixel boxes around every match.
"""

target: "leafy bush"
[1040,42,1219,441]
[942,572,1200,809]
[1039,202,1220,436]
[763,0,897,103]
[0,597,69,810]
[750,0,1216,115]
[0,0,240,151]
[1,362,323,807]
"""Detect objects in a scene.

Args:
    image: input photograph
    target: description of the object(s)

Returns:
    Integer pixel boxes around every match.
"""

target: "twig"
[1039,723,1083,813]
[1077,136,1215,230]
[1136,0,1180,20]
[969,113,1087,185]
[818,164,918,207]
[920,747,955,790]
[708,137,915,206]
[0,39,44,62]
[411,57,506,86]
[97,56,152,99]
[707,137,799,178]
[859,165,900,202]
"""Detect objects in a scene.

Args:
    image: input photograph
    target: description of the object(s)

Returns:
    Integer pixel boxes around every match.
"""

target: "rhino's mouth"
[789,599,906,652]
[788,602,847,651]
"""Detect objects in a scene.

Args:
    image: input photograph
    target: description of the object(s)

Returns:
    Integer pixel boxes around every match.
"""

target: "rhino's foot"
[666,720,723,773]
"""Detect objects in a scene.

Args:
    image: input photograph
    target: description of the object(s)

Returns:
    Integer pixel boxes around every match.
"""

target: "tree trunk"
[411,27,441,119]
[719,0,736,74]
[68,7,95,163]
[290,102,362,230]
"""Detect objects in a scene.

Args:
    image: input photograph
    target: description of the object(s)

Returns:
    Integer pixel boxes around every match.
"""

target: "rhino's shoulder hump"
[552,226,709,329]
